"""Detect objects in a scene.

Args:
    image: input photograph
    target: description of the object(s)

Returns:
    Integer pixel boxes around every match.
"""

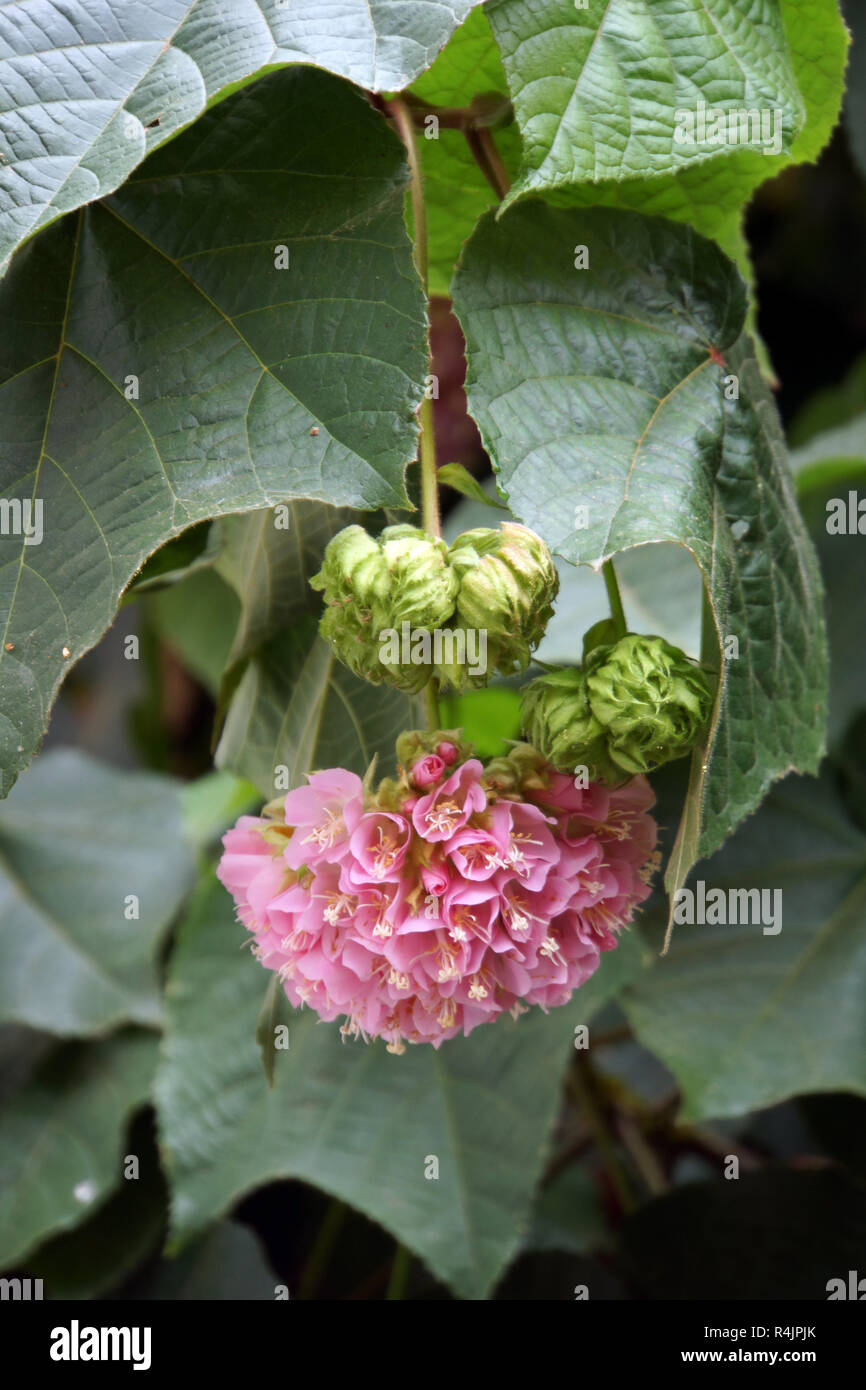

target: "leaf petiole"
[602,559,628,639]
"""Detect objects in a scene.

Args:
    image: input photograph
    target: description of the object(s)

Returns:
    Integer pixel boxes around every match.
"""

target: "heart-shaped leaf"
[210,502,421,795]
[452,202,827,905]
[24,1112,166,1298]
[485,0,846,275]
[0,67,426,796]
[490,0,803,198]
[212,501,388,708]
[617,449,866,1120]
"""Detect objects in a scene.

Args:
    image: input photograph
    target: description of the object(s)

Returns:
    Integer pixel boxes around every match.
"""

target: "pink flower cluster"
[217,740,658,1052]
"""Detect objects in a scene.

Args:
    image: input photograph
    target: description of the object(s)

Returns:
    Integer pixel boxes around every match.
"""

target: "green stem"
[390,91,513,134]
[388,100,439,538]
[418,394,441,539]
[602,559,628,638]
[424,678,441,733]
[700,580,719,671]
[390,97,442,736]
[617,1113,669,1197]
[389,98,428,292]
[463,126,511,200]
[389,96,439,536]
[384,1243,413,1300]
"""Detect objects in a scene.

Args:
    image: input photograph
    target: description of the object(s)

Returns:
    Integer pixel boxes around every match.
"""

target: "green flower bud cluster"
[521,634,715,786]
[441,523,558,688]
[310,522,558,694]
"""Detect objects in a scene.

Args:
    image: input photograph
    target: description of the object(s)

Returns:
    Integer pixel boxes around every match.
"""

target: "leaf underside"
[0,0,484,267]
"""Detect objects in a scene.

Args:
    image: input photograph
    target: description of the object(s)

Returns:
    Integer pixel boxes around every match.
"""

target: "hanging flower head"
[218,732,659,1053]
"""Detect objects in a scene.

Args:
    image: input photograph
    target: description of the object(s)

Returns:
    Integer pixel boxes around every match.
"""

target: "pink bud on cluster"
[410,754,445,788]
[217,739,659,1053]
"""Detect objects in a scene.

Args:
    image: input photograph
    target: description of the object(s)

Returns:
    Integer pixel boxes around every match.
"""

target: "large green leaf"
[155,872,646,1299]
[146,567,239,698]
[616,450,866,1121]
[0,750,194,1036]
[623,764,866,1120]
[0,0,483,268]
[790,416,866,477]
[409,7,522,294]
[0,1027,158,1267]
[0,67,427,797]
[452,202,827,902]
[489,0,803,196]
[180,769,260,852]
[524,1163,606,1256]
[485,0,847,273]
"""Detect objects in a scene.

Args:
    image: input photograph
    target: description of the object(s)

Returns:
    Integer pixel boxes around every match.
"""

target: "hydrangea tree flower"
[218,735,659,1054]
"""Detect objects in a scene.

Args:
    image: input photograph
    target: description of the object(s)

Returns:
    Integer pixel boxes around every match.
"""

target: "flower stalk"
[389,97,442,730]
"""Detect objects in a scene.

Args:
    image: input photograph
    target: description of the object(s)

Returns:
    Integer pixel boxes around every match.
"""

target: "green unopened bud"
[479,754,520,793]
[482,741,551,795]
[439,523,558,689]
[374,525,457,692]
[521,667,622,784]
[310,525,389,683]
[310,525,388,609]
[585,634,714,777]
[377,525,458,631]
[521,635,714,784]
